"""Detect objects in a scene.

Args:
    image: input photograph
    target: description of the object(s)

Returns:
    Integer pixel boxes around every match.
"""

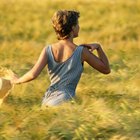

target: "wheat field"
[0,0,140,139]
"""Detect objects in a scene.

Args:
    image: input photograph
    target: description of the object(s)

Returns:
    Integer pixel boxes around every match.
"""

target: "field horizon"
[0,0,140,139]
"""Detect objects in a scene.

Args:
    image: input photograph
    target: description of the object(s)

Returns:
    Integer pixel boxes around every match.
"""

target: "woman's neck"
[57,36,78,48]
[60,37,74,43]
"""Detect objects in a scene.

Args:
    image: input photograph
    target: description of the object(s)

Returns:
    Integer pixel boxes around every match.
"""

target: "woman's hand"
[10,74,20,84]
[81,43,100,52]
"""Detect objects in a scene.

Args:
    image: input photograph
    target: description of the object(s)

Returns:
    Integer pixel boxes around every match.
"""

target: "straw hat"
[0,67,14,106]
[0,78,12,98]
[0,78,12,105]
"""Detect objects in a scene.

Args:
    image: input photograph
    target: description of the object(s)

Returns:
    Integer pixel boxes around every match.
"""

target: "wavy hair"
[52,10,80,40]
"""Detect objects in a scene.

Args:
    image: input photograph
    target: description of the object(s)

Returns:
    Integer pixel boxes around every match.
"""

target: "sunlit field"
[0,0,140,139]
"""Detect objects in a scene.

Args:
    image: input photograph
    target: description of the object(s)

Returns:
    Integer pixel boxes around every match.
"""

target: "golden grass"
[0,0,140,139]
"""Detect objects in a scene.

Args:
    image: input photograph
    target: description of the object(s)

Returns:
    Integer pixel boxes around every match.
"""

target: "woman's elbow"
[102,67,111,74]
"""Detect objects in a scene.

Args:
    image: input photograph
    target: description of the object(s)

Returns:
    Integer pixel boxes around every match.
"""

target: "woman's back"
[42,43,84,106]
[51,41,78,63]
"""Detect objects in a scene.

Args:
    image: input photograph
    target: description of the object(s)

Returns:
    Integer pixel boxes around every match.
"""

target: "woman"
[11,10,110,107]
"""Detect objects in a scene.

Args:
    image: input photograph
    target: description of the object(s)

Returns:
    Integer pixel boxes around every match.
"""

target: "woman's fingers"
[10,74,19,84]
[80,43,100,52]
[80,44,91,49]
[80,44,95,51]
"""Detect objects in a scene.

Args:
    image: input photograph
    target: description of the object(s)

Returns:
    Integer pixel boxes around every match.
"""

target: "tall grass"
[0,0,140,139]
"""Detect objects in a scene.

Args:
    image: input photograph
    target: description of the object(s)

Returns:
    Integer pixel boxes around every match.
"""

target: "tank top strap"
[46,45,56,65]
[75,46,84,59]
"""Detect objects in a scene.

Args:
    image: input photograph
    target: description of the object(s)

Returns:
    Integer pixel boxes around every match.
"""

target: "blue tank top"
[42,45,84,106]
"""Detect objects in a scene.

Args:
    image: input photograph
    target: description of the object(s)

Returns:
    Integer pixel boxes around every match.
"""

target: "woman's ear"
[72,25,75,32]
[69,26,75,37]
[72,26,77,35]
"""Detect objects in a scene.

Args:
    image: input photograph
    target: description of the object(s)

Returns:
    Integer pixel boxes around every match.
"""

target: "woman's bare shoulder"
[81,47,91,61]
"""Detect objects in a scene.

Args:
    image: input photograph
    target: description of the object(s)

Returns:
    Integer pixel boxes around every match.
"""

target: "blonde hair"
[52,10,80,40]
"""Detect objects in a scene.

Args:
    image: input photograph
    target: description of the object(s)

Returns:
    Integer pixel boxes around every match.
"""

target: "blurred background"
[0,0,140,139]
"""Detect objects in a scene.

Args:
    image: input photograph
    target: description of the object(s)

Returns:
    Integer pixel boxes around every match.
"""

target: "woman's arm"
[82,43,111,74]
[11,47,48,84]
